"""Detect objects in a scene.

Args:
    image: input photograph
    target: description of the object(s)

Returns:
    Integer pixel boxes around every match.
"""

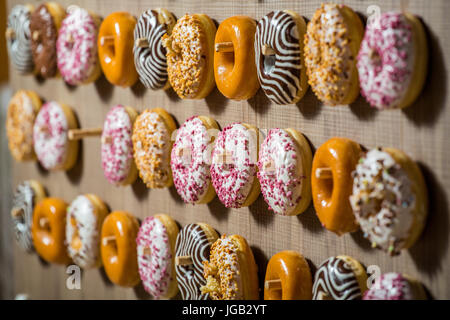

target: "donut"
[264,250,312,300]
[257,128,312,216]
[133,8,176,90]
[33,101,79,171]
[32,197,71,264]
[304,3,364,106]
[210,123,260,208]
[311,137,362,235]
[214,16,260,100]
[364,272,427,300]
[6,90,42,162]
[136,214,179,299]
[66,194,109,269]
[30,2,66,78]
[56,6,102,85]
[201,234,259,300]
[312,256,368,300]
[255,10,308,105]
[98,12,138,87]
[358,12,428,110]
[5,4,35,74]
[175,223,219,300]
[350,147,428,256]
[101,105,139,186]
[11,180,46,252]
[171,115,219,204]
[101,211,140,287]
[132,108,177,189]
[162,14,216,99]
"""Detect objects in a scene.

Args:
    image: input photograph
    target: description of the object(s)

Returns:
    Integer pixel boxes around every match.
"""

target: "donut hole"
[321,176,334,201]
[263,54,276,75]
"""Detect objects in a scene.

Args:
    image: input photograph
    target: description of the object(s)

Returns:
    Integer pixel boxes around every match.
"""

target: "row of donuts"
[11,183,427,300]
[6,3,428,109]
[6,89,429,256]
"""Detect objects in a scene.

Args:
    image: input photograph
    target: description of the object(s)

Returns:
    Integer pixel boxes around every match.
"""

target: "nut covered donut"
[132,108,177,189]
[350,147,428,255]
[214,16,260,100]
[358,12,428,110]
[311,137,362,235]
[171,115,219,204]
[264,250,312,300]
[98,12,138,87]
[304,3,364,106]
[66,194,109,269]
[101,105,139,186]
[255,10,308,105]
[6,4,35,74]
[163,14,216,99]
[136,214,179,299]
[101,211,140,287]
[33,101,79,171]
[6,90,42,161]
[56,6,102,85]
[30,2,66,78]
[211,123,260,208]
[133,8,176,90]
[364,272,427,300]
[257,128,312,216]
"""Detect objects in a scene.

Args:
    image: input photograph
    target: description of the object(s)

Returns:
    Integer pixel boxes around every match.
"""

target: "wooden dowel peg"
[100,35,115,46]
[262,44,276,56]
[102,235,116,246]
[5,28,15,40]
[32,30,40,41]
[68,128,103,140]
[401,0,409,13]
[315,167,333,179]
[101,135,112,144]
[39,217,50,229]
[135,38,149,48]
[11,208,24,219]
[67,33,74,43]
[175,255,193,266]
[316,291,332,300]
[265,279,282,290]
[143,247,152,256]
[215,41,234,53]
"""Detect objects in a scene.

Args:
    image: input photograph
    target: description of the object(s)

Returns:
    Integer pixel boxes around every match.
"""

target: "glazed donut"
[56,6,102,85]
[98,12,138,87]
[5,4,35,74]
[133,8,176,90]
[32,197,71,264]
[210,123,260,208]
[358,12,428,110]
[255,10,308,105]
[30,2,66,78]
[257,128,312,216]
[313,256,368,300]
[66,194,109,269]
[33,101,79,171]
[11,180,46,252]
[350,147,428,256]
[201,234,259,300]
[264,250,312,300]
[364,272,427,300]
[132,108,177,189]
[304,3,364,106]
[214,16,260,100]
[136,214,179,299]
[102,105,139,186]
[171,115,219,204]
[175,223,219,300]
[311,137,362,235]
[162,14,216,99]
[6,90,42,161]
[101,211,140,287]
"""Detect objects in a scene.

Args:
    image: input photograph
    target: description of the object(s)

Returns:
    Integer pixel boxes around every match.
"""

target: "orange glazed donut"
[101,211,140,287]
[32,197,71,264]
[214,16,260,100]
[264,250,312,300]
[98,12,138,87]
[311,137,362,235]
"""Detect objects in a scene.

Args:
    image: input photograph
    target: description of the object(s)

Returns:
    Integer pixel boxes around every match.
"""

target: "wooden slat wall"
[3,0,450,299]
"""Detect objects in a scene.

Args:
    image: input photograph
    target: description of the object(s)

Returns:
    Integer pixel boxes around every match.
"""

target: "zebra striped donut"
[6,5,34,74]
[255,11,306,105]
[175,223,216,300]
[134,9,174,90]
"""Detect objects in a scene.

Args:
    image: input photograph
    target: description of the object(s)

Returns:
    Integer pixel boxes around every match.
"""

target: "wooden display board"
[5,0,450,299]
